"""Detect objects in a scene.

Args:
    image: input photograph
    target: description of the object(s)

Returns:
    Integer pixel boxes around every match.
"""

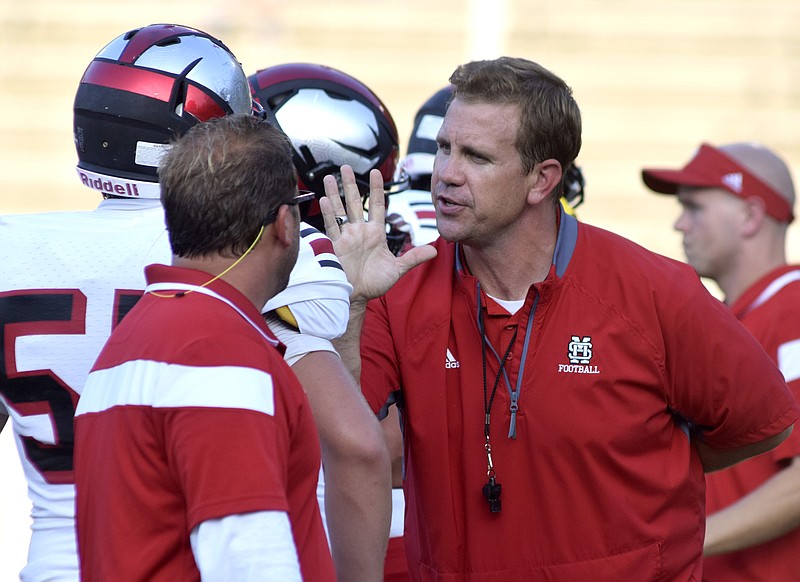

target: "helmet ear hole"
[248,63,403,229]
[73,23,252,199]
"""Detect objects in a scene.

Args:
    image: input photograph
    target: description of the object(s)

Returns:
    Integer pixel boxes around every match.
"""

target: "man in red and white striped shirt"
[644,141,800,582]
[75,114,335,581]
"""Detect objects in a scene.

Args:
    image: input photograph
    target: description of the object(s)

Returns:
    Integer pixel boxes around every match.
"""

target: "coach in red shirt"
[322,57,799,582]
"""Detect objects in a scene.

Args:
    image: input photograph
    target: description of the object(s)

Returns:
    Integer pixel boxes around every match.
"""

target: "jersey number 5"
[0,289,141,484]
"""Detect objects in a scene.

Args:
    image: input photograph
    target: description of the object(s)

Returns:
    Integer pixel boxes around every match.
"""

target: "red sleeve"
[165,406,291,532]
[768,376,800,463]
[748,296,800,462]
[764,377,800,463]
[360,296,401,417]
[663,280,800,450]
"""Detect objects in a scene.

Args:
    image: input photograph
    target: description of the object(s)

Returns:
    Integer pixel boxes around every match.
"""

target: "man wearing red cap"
[643,142,800,581]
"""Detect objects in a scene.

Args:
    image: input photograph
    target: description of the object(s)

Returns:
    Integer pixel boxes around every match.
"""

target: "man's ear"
[273,204,298,248]
[527,159,563,205]
[741,196,767,238]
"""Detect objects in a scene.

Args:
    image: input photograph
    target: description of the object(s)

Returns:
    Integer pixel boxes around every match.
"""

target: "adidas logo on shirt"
[445,348,460,369]
[721,172,743,193]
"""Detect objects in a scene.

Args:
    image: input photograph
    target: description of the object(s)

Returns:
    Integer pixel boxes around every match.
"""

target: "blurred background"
[1,0,799,578]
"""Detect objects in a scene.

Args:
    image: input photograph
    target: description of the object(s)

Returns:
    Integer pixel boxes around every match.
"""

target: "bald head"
[642,141,796,224]
[719,142,795,209]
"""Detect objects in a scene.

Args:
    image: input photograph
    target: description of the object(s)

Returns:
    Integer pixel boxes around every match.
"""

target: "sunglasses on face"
[263,189,316,226]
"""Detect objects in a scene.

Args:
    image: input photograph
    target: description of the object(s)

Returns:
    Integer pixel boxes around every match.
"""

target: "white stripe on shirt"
[76,360,275,416]
[778,339,800,383]
[749,270,800,313]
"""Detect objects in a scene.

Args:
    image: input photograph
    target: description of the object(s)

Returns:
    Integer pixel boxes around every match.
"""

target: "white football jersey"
[0,200,350,581]
[0,199,169,580]
[265,224,352,340]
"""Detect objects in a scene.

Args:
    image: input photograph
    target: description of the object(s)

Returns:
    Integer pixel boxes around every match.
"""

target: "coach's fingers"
[338,165,364,223]
[366,169,386,226]
[396,244,438,276]
[321,174,347,239]
[323,173,346,216]
[319,195,339,240]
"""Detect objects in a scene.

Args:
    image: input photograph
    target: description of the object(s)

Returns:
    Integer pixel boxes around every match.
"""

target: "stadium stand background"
[1,1,799,578]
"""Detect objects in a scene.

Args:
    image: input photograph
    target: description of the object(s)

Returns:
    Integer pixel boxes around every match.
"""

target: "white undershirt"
[190,510,302,580]
[487,293,525,315]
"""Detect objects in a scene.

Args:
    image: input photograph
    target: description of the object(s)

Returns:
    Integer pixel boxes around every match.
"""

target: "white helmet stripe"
[75,167,161,199]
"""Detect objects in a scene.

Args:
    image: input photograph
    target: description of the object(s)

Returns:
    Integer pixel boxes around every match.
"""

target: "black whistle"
[482,476,502,513]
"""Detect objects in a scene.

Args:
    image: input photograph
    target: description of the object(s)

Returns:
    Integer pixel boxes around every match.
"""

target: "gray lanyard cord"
[476,280,539,513]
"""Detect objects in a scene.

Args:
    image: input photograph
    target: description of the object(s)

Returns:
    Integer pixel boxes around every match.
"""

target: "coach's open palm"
[321,166,436,302]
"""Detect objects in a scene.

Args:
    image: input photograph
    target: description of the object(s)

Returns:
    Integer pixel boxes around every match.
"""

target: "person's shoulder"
[567,222,705,315]
[0,203,169,285]
[120,294,286,371]
[0,200,163,233]
[374,238,453,320]
[576,221,694,280]
[771,265,800,292]
[746,265,800,318]
[293,223,350,282]
[0,208,93,230]
[262,223,352,319]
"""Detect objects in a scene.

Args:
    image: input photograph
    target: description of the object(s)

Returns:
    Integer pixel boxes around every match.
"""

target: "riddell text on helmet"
[79,171,140,197]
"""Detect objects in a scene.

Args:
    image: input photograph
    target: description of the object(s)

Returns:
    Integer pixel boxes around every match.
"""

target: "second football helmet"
[560,163,586,215]
[248,63,405,227]
[73,23,252,199]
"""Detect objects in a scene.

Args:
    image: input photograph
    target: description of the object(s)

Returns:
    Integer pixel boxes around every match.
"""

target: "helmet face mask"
[73,24,252,199]
[249,63,404,227]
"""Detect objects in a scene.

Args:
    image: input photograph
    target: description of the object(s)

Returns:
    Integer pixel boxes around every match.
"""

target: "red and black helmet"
[248,63,406,226]
[73,23,252,199]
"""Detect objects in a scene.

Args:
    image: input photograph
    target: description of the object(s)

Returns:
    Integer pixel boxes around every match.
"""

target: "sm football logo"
[558,336,600,374]
[568,336,592,364]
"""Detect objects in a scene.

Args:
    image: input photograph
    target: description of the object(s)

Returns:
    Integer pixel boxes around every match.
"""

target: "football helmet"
[399,85,453,192]
[248,63,405,228]
[386,86,452,248]
[73,23,252,199]
[560,163,585,216]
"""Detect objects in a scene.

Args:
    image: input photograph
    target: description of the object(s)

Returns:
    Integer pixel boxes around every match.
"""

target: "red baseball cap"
[642,142,795,223]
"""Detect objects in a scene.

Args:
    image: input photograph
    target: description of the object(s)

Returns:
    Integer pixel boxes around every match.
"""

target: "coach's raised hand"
[321,165,436,303]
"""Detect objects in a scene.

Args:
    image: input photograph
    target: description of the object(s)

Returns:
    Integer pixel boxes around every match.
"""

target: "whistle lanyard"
[476,280,538,442]
[476,280,538,511]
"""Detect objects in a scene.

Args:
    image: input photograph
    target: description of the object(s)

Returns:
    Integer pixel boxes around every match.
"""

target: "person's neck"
[718,252,786,307]
[462,213,557,300]
[172,253,271,310]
